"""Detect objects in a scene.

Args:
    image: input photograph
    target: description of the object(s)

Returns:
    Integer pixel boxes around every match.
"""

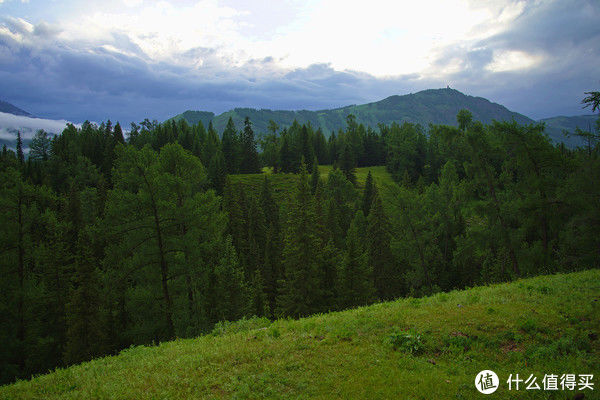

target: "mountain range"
[170,88,595,147]
[0,100,31,117]
[1,90,597,149]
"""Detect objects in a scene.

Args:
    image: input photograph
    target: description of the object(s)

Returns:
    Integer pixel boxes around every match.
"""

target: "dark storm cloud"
[433,0,600,119]
[0,0,598,124]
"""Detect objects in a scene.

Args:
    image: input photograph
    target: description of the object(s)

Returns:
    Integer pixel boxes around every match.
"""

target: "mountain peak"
[0,100,32,117]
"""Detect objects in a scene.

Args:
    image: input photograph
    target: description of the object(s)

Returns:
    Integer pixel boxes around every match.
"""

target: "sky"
[0,0,598,125]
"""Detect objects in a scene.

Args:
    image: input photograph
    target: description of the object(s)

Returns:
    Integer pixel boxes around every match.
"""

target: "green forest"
[1,93,599,385]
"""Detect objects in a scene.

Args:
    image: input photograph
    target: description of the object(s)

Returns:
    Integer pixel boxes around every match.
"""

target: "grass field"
[2,270,598,399]
[229,165,396,204]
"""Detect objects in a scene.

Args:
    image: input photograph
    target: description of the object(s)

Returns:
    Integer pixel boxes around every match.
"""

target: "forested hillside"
[1,102,598,385]
[169,88,589,146]
[170,88,533,136]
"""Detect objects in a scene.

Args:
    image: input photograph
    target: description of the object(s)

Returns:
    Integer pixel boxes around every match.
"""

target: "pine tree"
[279,133,294,173]
[340,141,356,184]
[29,130,51,161]
[276,162,321,317]
[249,269,268,317]
[208,150,227,196]
[240,117,261,173]
[16,131,24,165]
[209,237,248,322]
[221,117,239,174]
[64,229,104,365]
[367,193,401,299]
[361,170,376,216]
[113,122,125,144]
[310,156,320,194]
[338,210,375,308]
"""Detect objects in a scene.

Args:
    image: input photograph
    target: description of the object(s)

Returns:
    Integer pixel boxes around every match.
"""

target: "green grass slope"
[2,270,598,399]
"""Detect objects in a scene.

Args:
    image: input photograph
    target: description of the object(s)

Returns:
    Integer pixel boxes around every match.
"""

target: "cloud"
[0,112,72,151]
[0,0,598,124]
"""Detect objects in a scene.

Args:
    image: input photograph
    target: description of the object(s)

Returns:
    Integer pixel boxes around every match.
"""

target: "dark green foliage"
[276,163,322,317]
[16,131,24,165]
[456,109,473,131]
[339,141,356,184]
[64,229,103,365]
[361,170,376,216]
[338,211,375,308]
[367,193,400,300]
[239,117,261,173]
[1,95,599,386]
[208,150,227,195]
[29,130,51,161]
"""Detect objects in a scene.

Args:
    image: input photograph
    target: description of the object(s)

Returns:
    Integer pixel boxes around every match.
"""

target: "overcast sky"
[0,0,598,124]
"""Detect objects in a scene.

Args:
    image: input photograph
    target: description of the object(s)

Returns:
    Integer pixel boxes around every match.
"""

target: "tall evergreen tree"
[221,117,239,174]
[16,131,24,165]
[361,170,376,216]
[239,117,261,173]
[338,210,375,308]
[208,150,227,196]
[276,163,321,317]
[367,193,401,299]
[340,141,356,184]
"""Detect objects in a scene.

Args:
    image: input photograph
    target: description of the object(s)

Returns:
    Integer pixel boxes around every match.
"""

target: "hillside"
[0,100,31,117]
[2,269,598,399]
[170,88,534,136]
[540,115,598,148]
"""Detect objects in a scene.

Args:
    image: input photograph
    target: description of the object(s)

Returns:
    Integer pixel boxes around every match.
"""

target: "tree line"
[0,98,598,384]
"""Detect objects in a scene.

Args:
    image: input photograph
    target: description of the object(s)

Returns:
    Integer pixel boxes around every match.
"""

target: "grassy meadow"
[2,269,598,399]
[229,165,396,204]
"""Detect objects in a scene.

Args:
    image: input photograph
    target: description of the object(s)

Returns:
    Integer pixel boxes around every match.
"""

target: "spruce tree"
[338,210,375,309]
[221,117,239,174]
[276,162,321,318]
[361,170,376,216]
[113,122,125,144]
[64,229,104,365]
[367,193,401,299]
[310,156,320,194]
[16,131,24,165]
[340,141,356,184]
[240,117,261,173]
[208,150,227,196]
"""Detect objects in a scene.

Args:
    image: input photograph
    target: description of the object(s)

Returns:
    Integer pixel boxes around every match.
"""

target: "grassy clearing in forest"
[2,269,599,399]
[230,165,396,204]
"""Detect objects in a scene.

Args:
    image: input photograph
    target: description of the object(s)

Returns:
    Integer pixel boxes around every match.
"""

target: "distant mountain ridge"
[0,100,31,117]
[170,88,596,147]
[171,88,534,134]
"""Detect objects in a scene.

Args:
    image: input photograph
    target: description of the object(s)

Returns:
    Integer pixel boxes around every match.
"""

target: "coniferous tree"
[240,117,261,173]
[340,141,356,184]
[64,229,103,365]
[276,162,321,317]
[279,132,294,173]
[249,269,268,317]
[30,130,51,161]
[367,193,401,299]
[310,156,320,194]
[338,210,375,308]
[16,131,24,165]
[361,170,376,216]
[113,122,125,145]
[221,117,239,174]
[208,150,227,196]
